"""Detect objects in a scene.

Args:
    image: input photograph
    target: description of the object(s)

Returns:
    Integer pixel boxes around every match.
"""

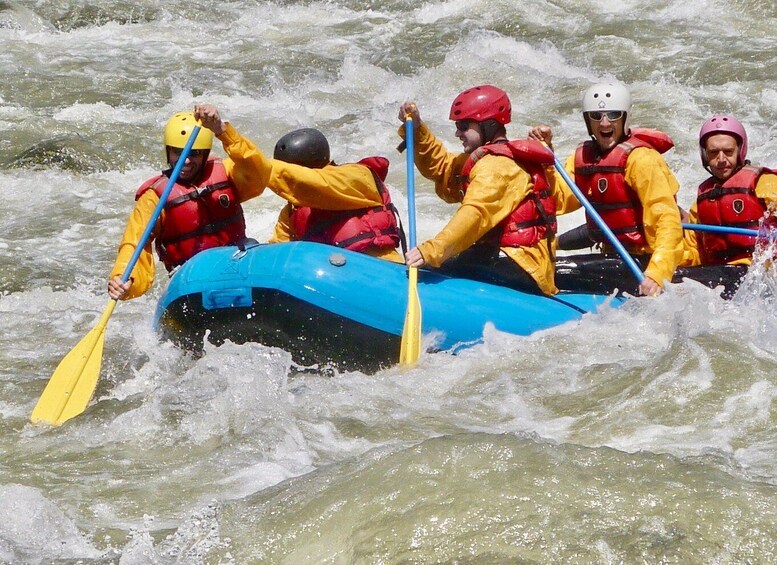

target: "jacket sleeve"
[680,202,701,267]
[268,161,383,210]
[552,153,583,214]
[109,190,160,300]
[398,122,469,203]
[269,203,294,243]
[417,155,533,267]
[625,147,684,285]
[756,172,777,208]
[217,122,271,201]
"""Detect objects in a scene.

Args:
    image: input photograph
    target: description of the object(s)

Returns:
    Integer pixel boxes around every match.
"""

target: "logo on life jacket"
[597,178,608,194]
[219,194,230,208]
[732,199,744,214]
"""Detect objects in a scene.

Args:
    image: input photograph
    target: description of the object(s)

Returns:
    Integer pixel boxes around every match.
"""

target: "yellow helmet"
[163,112,213,150]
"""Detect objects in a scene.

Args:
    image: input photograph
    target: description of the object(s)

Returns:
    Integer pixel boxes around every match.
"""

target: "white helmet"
[582,82,632,136]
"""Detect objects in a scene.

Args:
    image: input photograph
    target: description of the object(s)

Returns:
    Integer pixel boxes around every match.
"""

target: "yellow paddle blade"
[31,301,116,426]
[399,267,422,365]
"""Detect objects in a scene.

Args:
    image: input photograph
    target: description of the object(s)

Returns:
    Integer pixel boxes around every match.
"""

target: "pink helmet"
[449,85,512,125]
[699,114,748,168]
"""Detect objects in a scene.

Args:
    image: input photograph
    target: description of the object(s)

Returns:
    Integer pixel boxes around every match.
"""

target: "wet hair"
[479,119,506,144]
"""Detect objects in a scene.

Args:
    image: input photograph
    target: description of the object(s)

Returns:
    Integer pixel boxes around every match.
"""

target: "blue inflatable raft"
[153,242,625,371]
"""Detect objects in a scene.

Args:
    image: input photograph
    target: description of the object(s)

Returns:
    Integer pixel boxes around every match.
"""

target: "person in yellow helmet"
[188,105,404,263]
[529,82,683,297]
[107,105,267,300]
[397,85,560,296]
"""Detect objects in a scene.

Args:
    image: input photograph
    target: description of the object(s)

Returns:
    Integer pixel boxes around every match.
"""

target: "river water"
[3,0,777,563]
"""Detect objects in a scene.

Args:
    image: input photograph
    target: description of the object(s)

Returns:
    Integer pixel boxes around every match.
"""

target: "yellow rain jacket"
[554,147,684,287]
[400,122,559,296]
[681,173,777,266]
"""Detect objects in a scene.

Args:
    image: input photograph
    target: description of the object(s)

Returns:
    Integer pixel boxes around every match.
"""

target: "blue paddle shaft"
[552,155,645,283]
[682,222,764,238]
[120,126,202,284]
[405,117,417,248]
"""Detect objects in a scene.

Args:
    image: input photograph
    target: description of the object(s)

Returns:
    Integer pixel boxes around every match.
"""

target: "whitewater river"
[3,0,777,562]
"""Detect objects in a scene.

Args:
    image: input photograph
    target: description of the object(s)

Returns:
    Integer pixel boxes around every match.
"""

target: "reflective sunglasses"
[587,110,624,122]
[455,120,473,132]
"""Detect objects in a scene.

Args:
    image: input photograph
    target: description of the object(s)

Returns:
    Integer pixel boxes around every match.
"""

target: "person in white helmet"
[681,114,777,267]
[529,82,683,296]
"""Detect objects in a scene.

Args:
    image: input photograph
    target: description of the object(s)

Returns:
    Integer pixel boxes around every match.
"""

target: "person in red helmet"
[682,114,777,266]
[398,85,560,295]
[530,82,683,296]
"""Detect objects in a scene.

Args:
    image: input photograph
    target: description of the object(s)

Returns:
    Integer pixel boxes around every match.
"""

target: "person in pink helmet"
[398,85,561,295]
[530,82,683,297]
[682,115,777,266]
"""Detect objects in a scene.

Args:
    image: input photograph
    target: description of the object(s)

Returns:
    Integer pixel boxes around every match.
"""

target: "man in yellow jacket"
[530,82,683,296]
[108,105,267,300]
[682,114,777,267]
[398,85,560,296]
[196,107,404,264]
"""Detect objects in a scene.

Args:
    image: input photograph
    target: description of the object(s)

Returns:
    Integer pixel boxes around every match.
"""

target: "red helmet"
[699,114,748,168]
[449,85,512,125]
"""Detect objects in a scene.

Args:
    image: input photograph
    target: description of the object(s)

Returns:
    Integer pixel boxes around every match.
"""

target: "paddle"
[399,115,422,365]
[31,125,203,426]
[682,222,770,238]
[549,151,645,283]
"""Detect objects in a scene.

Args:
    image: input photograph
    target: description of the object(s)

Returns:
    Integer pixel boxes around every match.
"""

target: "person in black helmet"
[197,104,404,263]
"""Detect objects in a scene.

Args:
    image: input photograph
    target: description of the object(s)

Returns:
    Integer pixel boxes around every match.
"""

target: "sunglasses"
[169,148,208,158]
[455,120,473,132]
[587,110,624,122]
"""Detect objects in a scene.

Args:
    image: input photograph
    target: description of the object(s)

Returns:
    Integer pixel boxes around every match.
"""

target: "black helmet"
[273,128,330,169]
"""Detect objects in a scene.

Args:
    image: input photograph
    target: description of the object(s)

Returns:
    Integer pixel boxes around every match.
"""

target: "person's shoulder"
[756,168,777,185]
[334,161,371,174]
[136,173,165,194]
[628,144,668,164]
[472,151,520,169]
[758,166,777,177]
[471,153,529,181]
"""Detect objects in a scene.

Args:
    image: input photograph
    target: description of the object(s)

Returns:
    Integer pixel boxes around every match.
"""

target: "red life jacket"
[696,165,772,264]
[136,158,246,270]
[459,139,557,247]
[574,128,674,248]
[289,156,401,252]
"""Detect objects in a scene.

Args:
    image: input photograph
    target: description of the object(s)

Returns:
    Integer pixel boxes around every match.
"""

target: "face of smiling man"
[587,111,626,152]
[167,147,208,183]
